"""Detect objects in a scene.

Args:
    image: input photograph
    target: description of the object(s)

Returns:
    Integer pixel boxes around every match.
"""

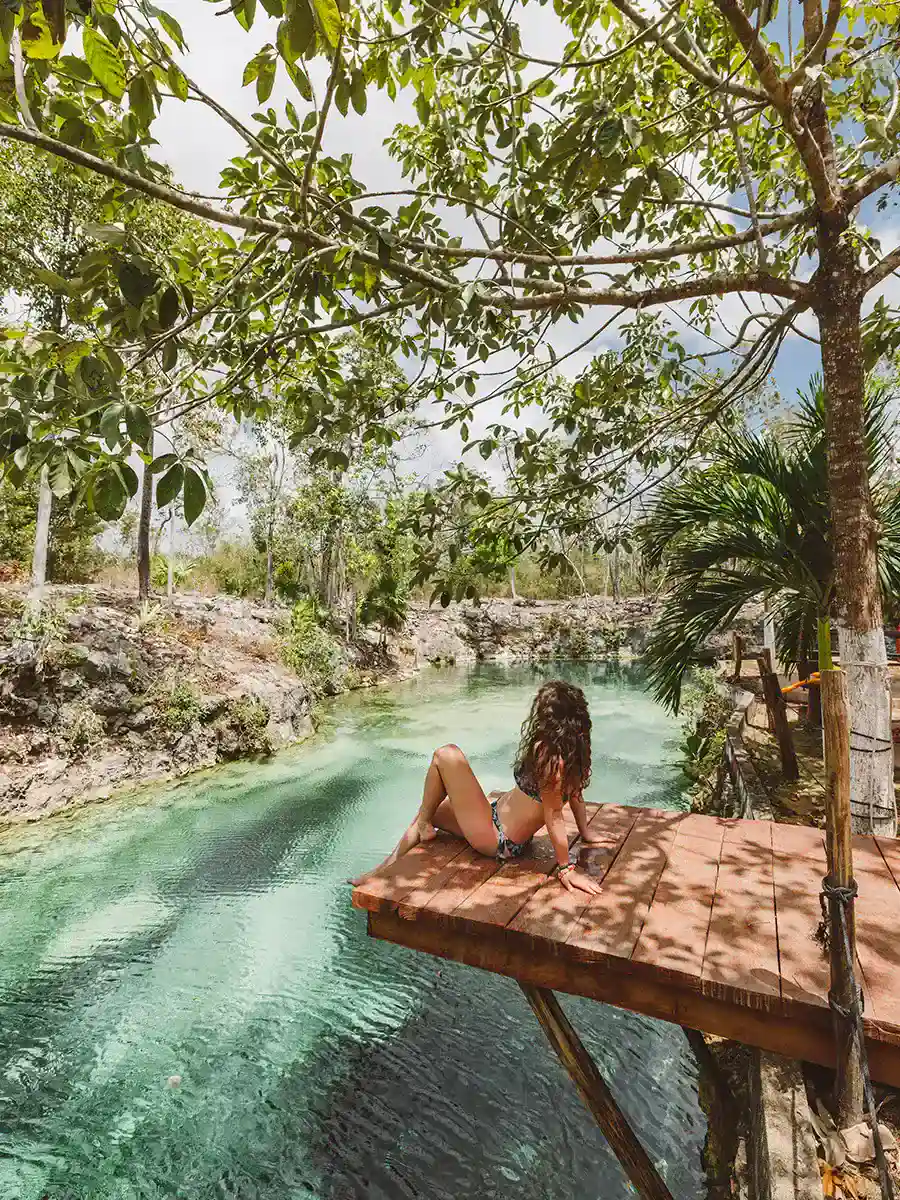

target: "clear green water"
[0,662,707,1200]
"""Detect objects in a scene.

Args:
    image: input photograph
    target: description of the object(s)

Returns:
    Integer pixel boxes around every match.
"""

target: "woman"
[354,680,604,894]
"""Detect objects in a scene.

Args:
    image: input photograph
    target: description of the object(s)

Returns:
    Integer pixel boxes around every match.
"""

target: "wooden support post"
[821,668,864,1128]
[520,983,675,1200]
[756,656,799,781]
[732,632,744,683]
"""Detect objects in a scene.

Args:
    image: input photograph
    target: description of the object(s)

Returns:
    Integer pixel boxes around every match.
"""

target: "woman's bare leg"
[351,745,497,884]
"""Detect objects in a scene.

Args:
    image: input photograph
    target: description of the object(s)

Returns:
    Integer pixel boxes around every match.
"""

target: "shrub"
[279,597,344,695]
[218,696,273,759]
[191,542,267,598]
[679,668,732,781]
[61,702,105,757]
[156,681,202,733]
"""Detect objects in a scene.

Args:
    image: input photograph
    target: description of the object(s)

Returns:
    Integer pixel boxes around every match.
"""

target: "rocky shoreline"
[0,587,689,823]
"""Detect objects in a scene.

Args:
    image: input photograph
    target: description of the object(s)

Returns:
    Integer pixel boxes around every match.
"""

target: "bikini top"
[513,761,542,803]
[514,760,574,805]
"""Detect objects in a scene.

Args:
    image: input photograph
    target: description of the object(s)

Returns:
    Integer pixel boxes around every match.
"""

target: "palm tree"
[639,376,900,717]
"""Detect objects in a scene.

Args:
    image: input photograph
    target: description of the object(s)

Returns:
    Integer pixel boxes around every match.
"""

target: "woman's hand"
[557,866,601,895]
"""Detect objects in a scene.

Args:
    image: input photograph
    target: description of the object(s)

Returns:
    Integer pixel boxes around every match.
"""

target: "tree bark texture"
[816,221,895,836]
[137,461,153,602]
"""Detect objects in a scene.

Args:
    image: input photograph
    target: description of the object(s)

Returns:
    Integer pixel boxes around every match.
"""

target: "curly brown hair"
[513,680,592,797]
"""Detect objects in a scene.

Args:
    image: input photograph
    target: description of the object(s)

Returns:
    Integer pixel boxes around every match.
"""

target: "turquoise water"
[0,662,706,1200]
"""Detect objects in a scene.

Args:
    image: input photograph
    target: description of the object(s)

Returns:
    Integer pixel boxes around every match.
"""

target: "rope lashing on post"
[820,876,895,1200]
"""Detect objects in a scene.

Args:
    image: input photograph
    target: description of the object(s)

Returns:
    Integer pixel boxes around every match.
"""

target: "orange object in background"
[782,672,820,695]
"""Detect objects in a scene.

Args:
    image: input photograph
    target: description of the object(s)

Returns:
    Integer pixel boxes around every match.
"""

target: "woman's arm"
[542,782,601,896]
[570,790,606,845]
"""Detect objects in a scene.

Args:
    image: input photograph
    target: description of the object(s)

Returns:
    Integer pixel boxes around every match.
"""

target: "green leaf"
[92,470,127,520]
[156,463,184,509]
[235,0,257,31]
[128,73,154,126]
[83,26,126,100]
[20,6,62,59]
[167,63,188,101]
[116,462,139,497]
[351,69,367,115]
[180,284,194,316]
[257,55,276,102]
[261,0,284,13]
[183,467,205,526]
[150,453,178,474]
[157,9,186,49]
[48,455,70,498]
[285,58,312,101]
[84,222,127,245]
[100,403,123,448]
[158,286,180,329]
[117,260,158,307]
[312,0,341,47]
[125,403,152,450]
[242,55,260,88]
[162,338,178,372]
[284,0,315,54]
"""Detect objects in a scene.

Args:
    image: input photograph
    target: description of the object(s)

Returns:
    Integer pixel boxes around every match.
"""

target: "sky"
[110,1,900,540]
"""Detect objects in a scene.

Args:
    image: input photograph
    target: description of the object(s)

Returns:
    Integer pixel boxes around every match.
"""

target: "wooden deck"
[352,804,900,1085]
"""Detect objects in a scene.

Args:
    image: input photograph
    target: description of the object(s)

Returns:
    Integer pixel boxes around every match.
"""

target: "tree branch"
[301,39,342,223]
[495,271,809,310]
[844,157,900,208]
[608,0,767,102]
[709,0,787,102]
[0,121,457,297]
[785,0,841,85]
[862,245,900,291]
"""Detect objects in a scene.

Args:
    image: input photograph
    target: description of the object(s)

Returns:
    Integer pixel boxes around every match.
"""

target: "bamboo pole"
[820,667,864,1127]
[520,983,675,1200]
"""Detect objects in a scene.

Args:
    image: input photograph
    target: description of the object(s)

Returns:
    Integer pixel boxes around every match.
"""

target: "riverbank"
[0,586,670,822]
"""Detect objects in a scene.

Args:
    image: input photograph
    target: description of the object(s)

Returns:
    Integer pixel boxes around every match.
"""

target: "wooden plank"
[772,848,830,1010]
[702,820,780,1009]
[631,823,723,983]
[567,809,684,960]
[771,822,826,861]
[351,835,469,913]
[673,812,731,845]
[508,805,639,941]
[417,848,501,917]
[875,837,900,893]
[450,810,581,929]
[368,908,900,1087]
[850,835,900,1032]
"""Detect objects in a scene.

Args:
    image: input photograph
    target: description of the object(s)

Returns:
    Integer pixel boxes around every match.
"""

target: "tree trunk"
[137,460,153,602]
[611,545,620,602]
[264,537,274,604]
[509,564,518,600]
[816,222,896,836]
[167,506,175,600]
[28,464,53,611]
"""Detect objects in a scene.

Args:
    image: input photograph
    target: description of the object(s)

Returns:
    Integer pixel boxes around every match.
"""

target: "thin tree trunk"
[509,564,518,600]
[264,530,274,604]
[611,545,621,603]
[137,460,153,602]
[28,464,53,611]
[167,506,175,599]
[817,223,896,836]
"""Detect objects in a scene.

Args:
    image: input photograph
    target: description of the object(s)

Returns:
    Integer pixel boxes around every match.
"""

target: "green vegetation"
[678,670,733,789]
[640,378,900,713]
[155,681,203,734]
[0,0,899,830]
[279,598,345,696]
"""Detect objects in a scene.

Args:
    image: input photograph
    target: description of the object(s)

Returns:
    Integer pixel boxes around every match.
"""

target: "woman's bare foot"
[350,815,436,886]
